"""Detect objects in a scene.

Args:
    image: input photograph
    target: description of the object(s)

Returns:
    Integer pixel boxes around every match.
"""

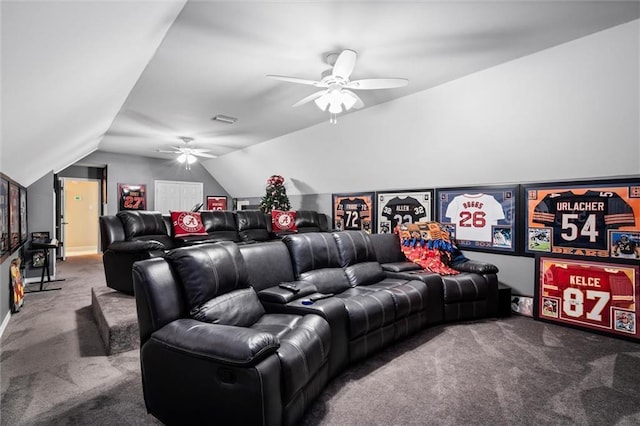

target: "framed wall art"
[206,196,228,211]
[524,178,640,259]
[19,186,27,244]
[534,254,640,341]
[436,185,519,253]
[118,183,147,211]
[9,181,20,250]
[332,192,375,233]
[376,190,433,234]
[1,176,8,256]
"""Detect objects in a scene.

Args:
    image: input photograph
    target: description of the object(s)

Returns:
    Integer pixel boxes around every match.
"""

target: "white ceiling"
[2,1,639,186]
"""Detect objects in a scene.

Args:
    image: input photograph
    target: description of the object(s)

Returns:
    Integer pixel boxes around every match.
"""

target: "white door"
[154,180,203,213]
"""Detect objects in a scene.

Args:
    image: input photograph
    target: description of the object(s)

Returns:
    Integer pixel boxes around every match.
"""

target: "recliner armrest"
[381,261,423,273]
[107,240,166,253]
[451,259,499,274]
[151,319,279,367]
[258,281,317,304]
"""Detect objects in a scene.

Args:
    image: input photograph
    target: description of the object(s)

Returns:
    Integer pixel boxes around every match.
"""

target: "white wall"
[209,19,639,197]
[207,20,639,296]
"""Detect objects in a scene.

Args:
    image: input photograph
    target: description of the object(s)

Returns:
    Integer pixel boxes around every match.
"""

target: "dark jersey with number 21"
[533,190,635,249]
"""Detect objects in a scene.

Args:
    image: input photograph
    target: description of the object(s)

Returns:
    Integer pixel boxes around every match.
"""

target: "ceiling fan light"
[342,92,357,111]
[186,154,197,164]
[314,96,330,111]
[328,102,343,114]
[176,154,187,163]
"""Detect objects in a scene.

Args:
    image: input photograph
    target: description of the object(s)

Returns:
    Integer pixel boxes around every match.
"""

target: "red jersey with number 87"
[543,263,634,329]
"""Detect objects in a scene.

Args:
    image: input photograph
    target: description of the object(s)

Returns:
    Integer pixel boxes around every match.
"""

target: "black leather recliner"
[99,210,175,294]
[132,242,331,426]
[370,233,499,322]
[282,232,426,363]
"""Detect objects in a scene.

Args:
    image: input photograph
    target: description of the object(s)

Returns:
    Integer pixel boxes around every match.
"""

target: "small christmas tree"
[259,175,291,213]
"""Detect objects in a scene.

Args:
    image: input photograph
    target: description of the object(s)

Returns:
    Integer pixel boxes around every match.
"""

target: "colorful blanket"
[396,222,465,275]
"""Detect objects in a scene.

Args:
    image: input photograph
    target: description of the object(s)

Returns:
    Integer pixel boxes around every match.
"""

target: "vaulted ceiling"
[2,1,639,187]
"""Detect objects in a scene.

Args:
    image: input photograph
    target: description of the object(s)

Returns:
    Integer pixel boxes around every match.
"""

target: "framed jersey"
[332,192,375,233]
[436,185,519,253]
[118,183,147,211]
[534,254,640,341]
[524,178,640,259]
[206,196,227,211]
[376,190,433,234]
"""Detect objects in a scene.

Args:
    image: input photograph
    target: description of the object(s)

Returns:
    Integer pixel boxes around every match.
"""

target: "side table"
[26,239,65,293]
[497,283,511,317]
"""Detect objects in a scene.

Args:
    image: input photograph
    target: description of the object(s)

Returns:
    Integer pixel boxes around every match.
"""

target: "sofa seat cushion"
[442,273,488,303]
[333,290,397,339]
[253,314,330,403]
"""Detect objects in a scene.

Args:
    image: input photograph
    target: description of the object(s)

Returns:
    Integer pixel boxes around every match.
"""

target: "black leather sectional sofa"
[98,209,332,294]
[132,230,499,425]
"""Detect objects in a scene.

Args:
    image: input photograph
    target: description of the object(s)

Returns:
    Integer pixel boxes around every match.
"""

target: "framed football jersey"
[534,254,640,342]
[118,183,147,211]
[436,184,519,254]
[376,190,433,234]
[332,192,375,233]
[524,178,640,259]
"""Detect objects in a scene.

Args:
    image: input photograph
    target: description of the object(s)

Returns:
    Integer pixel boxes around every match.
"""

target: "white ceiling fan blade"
[342,90,364,110]
[193,152,217,159]
[332,49,357,80]
[292,90,327,108]
[346,78,409,90]
[157,149,180,153]
[267,75,326,87]
[191,148,212,154]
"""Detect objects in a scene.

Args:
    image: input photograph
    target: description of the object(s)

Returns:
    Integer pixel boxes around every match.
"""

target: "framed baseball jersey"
[524,178,640,259]
[436,185,519,253]
[534,254,640,342]
[376,190,433,234]
[332,192,375,233]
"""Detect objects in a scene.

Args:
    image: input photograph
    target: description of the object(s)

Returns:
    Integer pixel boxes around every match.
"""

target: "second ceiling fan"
[268,49,408,123]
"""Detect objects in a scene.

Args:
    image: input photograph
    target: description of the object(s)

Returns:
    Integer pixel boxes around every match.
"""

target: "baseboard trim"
[0,311,11,339]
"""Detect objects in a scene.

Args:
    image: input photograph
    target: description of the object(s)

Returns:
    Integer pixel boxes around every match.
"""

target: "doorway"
[62,178,101,257]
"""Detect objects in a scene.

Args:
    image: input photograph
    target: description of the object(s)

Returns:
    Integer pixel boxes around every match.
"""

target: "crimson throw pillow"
[171,211,208,237]
[271,210,297,233]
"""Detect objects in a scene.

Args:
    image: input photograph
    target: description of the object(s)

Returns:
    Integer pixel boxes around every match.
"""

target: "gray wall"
[23,172,55,279]
[76,151,230,215]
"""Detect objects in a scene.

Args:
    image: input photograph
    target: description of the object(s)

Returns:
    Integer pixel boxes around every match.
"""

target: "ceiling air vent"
[211,114,238,124]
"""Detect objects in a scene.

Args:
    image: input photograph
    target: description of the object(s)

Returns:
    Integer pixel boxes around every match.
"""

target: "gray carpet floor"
[2,255,640,425]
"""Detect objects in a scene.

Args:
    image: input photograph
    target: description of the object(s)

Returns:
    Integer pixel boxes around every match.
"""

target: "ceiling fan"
[268,49,408,123]
[157,136,217,170]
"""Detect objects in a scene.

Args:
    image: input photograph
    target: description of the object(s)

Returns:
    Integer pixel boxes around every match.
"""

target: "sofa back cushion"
[283,233,351,293]
[116,210,175,249]
[333,231,385,286]
[295,210,320,233]
[166,242,264,325]
[117,210,168,239]
[369,233,406,264]
[236,210,271,242]
[200,211,241,241]
[239,241,296,292]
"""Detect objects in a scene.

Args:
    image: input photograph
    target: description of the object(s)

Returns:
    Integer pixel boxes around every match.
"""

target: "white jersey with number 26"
[445,193,505,242]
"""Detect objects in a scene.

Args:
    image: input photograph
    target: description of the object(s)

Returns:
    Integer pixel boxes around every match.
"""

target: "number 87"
[563,287,609,321]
